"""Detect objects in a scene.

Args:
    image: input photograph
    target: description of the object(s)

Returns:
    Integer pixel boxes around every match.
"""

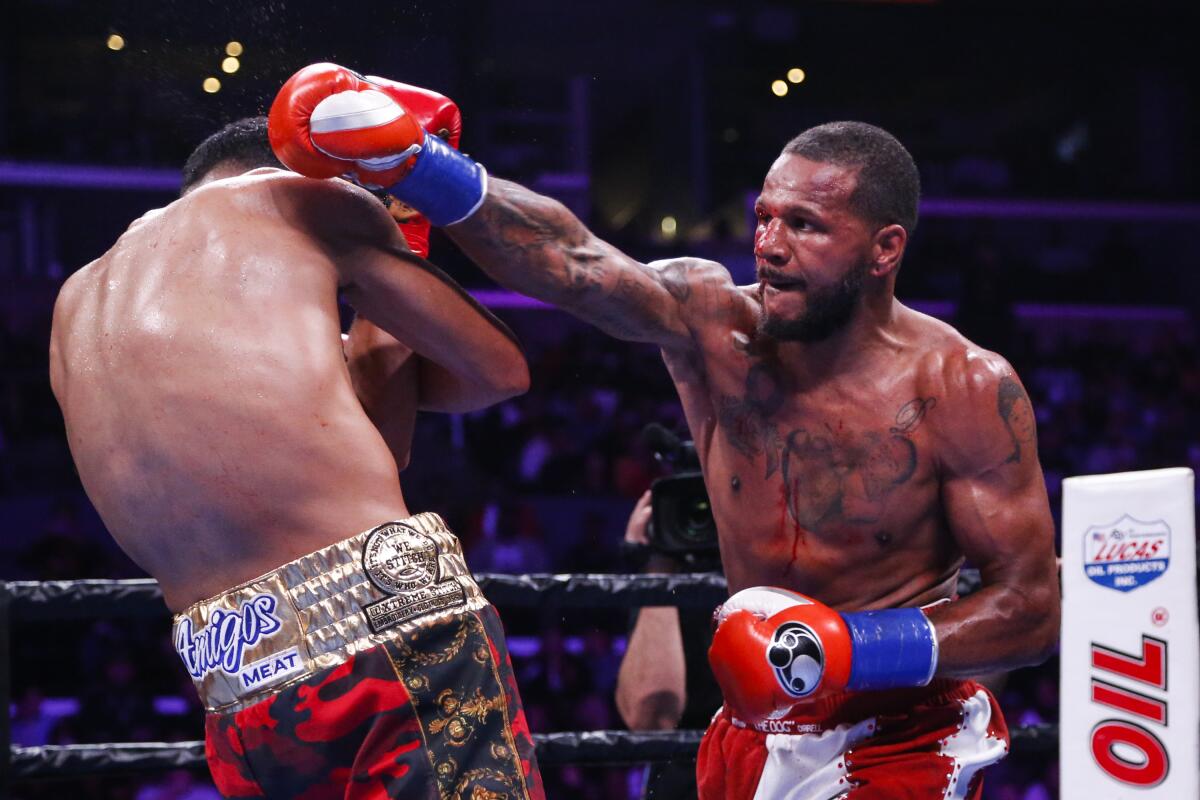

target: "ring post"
[1060,468,1198,797]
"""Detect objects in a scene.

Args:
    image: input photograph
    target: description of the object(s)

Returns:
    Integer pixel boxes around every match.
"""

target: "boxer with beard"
[271,64,1059,799]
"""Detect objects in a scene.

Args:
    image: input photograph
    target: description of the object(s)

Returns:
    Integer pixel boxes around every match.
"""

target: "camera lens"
[683,499,712,539]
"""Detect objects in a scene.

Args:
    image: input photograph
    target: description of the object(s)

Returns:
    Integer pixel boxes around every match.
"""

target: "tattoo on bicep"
[658,261,692,303]
[997,376,1037,463]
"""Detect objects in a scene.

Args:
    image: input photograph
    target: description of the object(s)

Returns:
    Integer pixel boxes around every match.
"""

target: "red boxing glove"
[271,62,425,183]
[362,74,463,257]
[268,64,467,257]
[709,586,939,724]
[709,588,853,724]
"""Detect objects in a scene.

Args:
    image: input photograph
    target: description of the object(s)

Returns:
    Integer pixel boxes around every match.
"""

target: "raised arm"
[288,177,530,412]
[447,179,696,348]
[926,351,1060,675]
[267,63,708,351]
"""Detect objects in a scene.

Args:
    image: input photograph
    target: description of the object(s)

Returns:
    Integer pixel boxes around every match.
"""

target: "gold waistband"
[172,513,488,712]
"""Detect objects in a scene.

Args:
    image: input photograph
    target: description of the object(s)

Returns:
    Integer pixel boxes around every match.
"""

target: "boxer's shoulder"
[229,170,397,245]
[642,257,754,330]
[911,334,1028,473]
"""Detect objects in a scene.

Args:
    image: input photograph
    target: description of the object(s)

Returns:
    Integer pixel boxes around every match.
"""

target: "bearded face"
[758,257,869,343]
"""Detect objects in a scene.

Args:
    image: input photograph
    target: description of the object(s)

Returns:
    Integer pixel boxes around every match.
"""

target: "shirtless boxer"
[50,115,545,799]
[270,64,1060,799]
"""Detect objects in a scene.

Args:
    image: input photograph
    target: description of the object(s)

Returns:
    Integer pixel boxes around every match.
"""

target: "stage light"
[107,34,125,51]
[661,216,678,237]
[203,77,221,94]
[771,80,788,97]
[226,41,243,57]
[222,57,240,74]
[787,68,806,84]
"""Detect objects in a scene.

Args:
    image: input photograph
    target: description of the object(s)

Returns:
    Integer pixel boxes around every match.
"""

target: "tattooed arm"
[925,350,1060,675]
[448,178,722,349]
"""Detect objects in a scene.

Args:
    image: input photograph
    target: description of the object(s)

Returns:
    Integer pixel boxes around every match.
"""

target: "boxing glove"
[708,587,938,724]
[268,63,485,229]
[360,74,462,257]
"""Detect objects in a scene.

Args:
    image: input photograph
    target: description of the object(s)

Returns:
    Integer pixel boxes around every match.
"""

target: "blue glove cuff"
[389,134,487,227]
[841,608,939,692]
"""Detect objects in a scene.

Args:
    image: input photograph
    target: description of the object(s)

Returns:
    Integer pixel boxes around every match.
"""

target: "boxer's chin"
[759,276,863,343]
[759,307,848,343]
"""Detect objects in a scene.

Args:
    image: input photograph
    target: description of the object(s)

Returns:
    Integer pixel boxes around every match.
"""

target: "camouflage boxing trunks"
[173,513,544,799]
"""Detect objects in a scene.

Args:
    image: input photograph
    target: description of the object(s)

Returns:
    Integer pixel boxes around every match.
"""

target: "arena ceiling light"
[771,79,788,97]
[222,57,240,74]
[226,41,243,57]
[203,77,221,94]
[787,67,806,84]
[106,33,125,51]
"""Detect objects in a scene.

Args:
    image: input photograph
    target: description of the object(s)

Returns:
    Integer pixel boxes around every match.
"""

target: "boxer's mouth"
[759,273,807,292]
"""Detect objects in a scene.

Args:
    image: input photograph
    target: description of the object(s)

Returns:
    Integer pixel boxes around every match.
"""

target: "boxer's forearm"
[343,247,530,412]
[448,179,689,346]
[616,607,687,730]
[925,580,1060,676]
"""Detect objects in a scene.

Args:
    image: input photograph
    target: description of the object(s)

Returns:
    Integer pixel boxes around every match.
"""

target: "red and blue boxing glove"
[708,587,939,724]
[267,62,486,254]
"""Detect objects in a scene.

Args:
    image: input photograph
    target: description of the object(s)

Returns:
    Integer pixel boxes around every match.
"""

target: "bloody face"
[753,155,876,342]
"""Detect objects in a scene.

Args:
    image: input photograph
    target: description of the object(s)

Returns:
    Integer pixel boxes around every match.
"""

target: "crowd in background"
[3,223,1197,797]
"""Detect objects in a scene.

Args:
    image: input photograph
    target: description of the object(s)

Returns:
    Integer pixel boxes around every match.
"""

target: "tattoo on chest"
[717,363,787,475]
[720,366,935,531]
[998,375,1036,463]
[891,397,937,434]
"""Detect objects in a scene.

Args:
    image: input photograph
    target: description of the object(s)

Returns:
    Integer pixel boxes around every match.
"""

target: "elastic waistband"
[728,678,984,735]
[172,513,487,713]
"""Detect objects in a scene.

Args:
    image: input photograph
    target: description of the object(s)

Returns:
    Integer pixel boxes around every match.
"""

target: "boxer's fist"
[361,76,464,256]
[269,63,426,186]
[709,586,939,724]
[708,588,853,723]
[364,75,461,149]
[271,63,487,227]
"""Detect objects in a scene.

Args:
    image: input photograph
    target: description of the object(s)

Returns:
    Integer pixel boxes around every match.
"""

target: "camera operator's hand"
[625,488,687,574]
[625,490,653,546]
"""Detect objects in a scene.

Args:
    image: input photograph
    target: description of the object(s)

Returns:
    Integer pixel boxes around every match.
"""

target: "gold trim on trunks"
[172,513,488,712]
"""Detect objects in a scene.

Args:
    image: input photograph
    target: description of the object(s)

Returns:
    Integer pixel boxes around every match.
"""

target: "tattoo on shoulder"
[997,375,1037,463]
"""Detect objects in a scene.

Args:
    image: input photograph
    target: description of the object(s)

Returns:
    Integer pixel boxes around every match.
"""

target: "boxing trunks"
[697,679,1009,800]
[173,513,544,800]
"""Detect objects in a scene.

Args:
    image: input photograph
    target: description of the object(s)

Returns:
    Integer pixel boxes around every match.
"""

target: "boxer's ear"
[869,223,907,278]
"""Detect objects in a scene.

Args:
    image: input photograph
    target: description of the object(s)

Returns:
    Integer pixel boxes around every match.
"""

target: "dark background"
[3,1,1198,798]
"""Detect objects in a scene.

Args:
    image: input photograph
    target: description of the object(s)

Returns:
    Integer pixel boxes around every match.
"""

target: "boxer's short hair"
[181,116,282,194]
[783,121,921,234]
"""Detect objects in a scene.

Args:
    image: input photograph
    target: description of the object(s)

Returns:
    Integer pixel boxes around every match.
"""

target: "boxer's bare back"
[447,153,1059,674]
[50,169,527,610]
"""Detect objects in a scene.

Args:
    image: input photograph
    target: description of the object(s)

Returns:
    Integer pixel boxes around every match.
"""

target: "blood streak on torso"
[665,291,964,612]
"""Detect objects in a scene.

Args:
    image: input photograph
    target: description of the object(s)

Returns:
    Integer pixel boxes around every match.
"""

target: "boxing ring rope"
[0,571,1055,787]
